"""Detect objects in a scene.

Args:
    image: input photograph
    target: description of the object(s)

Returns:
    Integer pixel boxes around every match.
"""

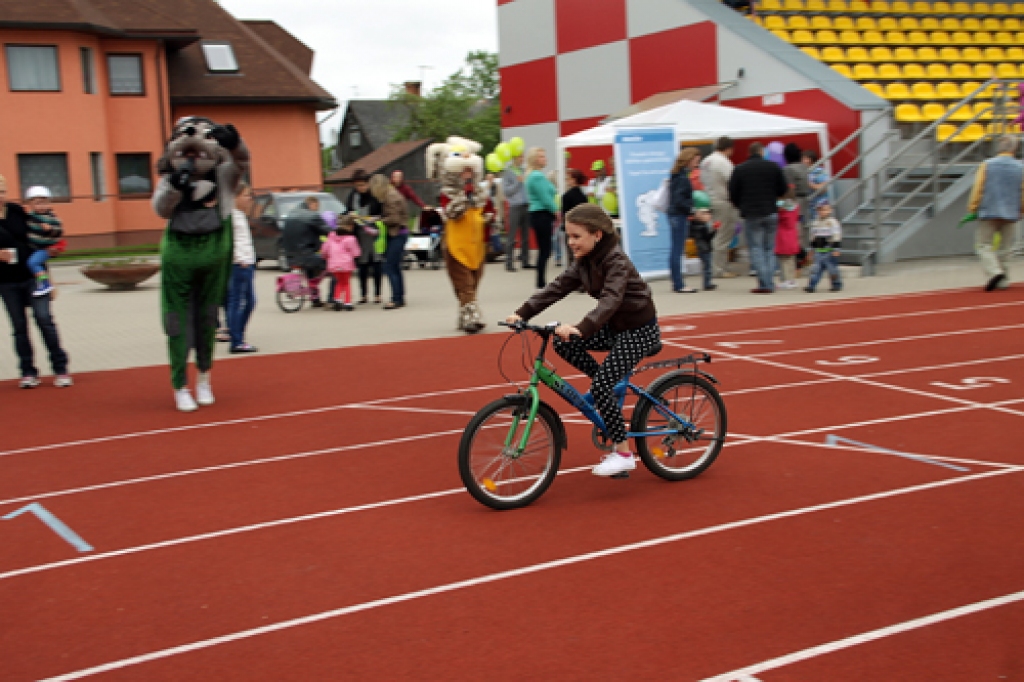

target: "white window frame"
[201,42,239,73]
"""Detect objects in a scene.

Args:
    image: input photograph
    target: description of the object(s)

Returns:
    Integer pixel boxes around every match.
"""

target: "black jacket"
[728,154,788,219]
[667,171,693,216]
[0,203,34,284]
[561,186,588,217]
[347,188,382,217]
[281,207,329,258]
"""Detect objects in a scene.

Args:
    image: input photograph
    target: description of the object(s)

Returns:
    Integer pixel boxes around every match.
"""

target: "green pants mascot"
[152,117,250,412]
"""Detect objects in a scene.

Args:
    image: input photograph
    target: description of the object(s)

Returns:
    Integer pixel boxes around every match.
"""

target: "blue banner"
[612,127,677,279]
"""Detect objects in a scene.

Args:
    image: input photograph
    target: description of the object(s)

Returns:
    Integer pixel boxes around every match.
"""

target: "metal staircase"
[810,79,1019,274]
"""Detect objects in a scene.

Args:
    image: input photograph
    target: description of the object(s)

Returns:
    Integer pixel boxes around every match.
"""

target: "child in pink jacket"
[322,215,362,311]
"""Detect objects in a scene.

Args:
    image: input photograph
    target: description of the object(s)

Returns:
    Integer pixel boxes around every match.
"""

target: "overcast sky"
[218,0,499,143]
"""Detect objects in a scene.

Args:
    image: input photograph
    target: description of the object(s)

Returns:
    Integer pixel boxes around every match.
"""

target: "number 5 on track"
[930,377,1010,390]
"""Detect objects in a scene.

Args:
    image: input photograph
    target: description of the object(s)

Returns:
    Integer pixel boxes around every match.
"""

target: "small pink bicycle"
[275,268,319,312]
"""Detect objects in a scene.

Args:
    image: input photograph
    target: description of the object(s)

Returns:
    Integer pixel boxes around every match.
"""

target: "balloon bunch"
[485,136,525,173]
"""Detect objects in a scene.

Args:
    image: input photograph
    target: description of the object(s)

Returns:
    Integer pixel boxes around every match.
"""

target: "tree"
[388,51,500,153]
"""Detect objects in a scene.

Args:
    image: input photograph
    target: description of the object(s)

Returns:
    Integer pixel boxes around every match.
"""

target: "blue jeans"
[383,233,408,304]
[0,279,69,377]
[807,250,843,290]
[698,249,713,289]
[551,226,563,263]
[27,249,49,277]
[668,214,690,290]
[746,215,778,290]
[226,264,256,347]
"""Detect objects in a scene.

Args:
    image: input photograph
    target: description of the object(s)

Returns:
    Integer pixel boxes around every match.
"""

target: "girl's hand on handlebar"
[555,324,580,341]
[504,314,522,326]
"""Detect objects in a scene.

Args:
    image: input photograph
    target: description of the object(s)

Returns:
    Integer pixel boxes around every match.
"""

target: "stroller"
[403,207,444,270]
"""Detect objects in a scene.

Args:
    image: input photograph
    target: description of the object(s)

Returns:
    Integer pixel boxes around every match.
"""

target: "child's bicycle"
[457,321,727,510]
[275,267,317,313]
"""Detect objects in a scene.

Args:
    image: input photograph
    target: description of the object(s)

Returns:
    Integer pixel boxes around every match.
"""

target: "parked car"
[248,191,347,270]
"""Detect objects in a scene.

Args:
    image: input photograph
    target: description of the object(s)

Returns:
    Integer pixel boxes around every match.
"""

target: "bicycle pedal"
[610,471,630,480]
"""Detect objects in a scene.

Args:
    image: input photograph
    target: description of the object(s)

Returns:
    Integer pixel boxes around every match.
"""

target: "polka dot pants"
[554,321,662,444]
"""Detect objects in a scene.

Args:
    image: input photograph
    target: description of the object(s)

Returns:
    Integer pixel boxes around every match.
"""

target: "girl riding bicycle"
[506,203,661,477]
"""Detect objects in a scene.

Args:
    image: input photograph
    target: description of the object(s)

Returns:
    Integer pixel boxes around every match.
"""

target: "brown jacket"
[516,233,657,338]
[380,186,409,237]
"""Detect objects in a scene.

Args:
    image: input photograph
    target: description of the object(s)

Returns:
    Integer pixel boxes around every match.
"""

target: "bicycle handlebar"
[498,320,558,335]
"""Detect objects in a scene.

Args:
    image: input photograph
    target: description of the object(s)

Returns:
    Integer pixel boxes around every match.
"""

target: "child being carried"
[23,186,65,297]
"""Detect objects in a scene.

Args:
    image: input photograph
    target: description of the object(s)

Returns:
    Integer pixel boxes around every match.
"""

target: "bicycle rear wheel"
[276,287,305,313]
[632,373,727,481]
[458,397,561,510]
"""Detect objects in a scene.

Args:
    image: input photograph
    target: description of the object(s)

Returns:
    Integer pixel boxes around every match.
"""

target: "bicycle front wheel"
[276,288,305,313]
[458,397,561,510]
[632,373,727,481]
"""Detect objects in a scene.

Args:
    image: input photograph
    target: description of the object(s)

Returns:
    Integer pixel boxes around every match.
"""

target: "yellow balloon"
[508,136,525,157]
[495,142,512,162]
[485,153,504,173]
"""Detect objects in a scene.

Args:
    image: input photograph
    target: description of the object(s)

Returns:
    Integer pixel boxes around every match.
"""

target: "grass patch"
[54,245,160,262]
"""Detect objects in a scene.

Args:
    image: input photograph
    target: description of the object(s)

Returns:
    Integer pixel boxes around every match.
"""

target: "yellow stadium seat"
[962,18,982,31]
[972,31,994,42]
[871,0,892,10]
[895,103,923,121]
[811,16,834,29]
[802,46,822,58]
[792,29,816,42]
[938,47,960,61]
[870,47,894,61]
[878,62,903,78]
[933,1,952,11]
[1003,18,1021,29]
[834,16,855,30]
[959,124,986,142]
[856,17,877,30]
[816,29,839,42]
[878,17,899,31]
[951,1,971,11]
[771,29,793,41]
[922,102,947,119]
[849,0,870,10]
[995,31,1015,43]
[983,18,1002,30]
[937,81,962,98]
[807,0,827,9]
[974,2,994,12]
[821,46,847,61]
[996,62,1019,78]
[908,31,929,43]
[831,63,854,77]
[991,2,1011,12]
[886,30,908,43]
[788,16,811,29]
[904,63,927,78]
[839,29,861,43]
[784,0,806,9]
[970,47,994,61]
[948,103,974,121]
[1006,46,1024,59]
[899,17,920,30]
[951,62,974,77]
[1014,2,1024,12]
[975,63,997,78]
[976,102,994,119]
[916,47,939,63]
[863,82,885,96]
[930,31,951,44]
[961,81,986,97]
[765,16,787,29]
[848,47,871,62]
[920,17,941,30]
[927,63,951,79]
[987,122,1022,135]
[862,30,885,42]
[951,31,973,44]
[1015,30,1024,41]
[761,0,782,8]
[910,0,931,11]
[827,0,849,10]
[891,0,911,10]
[853,63,878,79]
[936,124,958,141]
[886,82,912,98]
[912,82,938,98]
[894,47,917,61]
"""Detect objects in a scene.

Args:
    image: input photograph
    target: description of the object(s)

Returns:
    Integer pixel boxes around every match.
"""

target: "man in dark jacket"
[728,142,789,293]
[281,195,330,305]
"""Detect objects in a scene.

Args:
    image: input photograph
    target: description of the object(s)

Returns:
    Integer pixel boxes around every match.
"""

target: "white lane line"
[348,404,476,417]
[663,300,1024,341]
[41,466,1024,681]
[702,588,1024,681]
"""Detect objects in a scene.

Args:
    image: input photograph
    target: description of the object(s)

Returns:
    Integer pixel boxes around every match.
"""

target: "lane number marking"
[816,355,880,366]
[930,377,1011,391]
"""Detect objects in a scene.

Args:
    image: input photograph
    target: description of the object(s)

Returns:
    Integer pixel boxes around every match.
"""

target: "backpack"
[652,179,671,213]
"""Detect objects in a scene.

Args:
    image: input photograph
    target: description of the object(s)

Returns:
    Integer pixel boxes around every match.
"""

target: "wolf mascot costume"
[426,136,491,333]
[152,117,250,410]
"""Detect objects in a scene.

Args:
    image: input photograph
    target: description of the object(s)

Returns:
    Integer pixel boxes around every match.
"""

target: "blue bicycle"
[458,321,728,510]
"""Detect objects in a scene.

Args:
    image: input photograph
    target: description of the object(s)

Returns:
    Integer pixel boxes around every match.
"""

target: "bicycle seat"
[645,342,662,358]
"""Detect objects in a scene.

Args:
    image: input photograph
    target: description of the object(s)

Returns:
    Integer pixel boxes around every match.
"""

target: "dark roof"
[242,20,313,75]
[325,140,431,184]
[345,100,413,151]
[0,0,197,42]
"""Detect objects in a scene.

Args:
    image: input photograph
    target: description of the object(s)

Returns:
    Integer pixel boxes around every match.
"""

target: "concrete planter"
[80,263,160,290]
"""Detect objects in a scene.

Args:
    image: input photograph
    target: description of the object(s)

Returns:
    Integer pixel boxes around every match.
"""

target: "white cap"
[25,186,51,200]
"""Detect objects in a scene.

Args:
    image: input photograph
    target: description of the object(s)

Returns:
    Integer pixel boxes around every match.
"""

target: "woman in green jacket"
[525,147,558,289]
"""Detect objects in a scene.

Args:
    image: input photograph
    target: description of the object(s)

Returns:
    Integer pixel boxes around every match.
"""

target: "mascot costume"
[427,136,492,334]
[152,117,250,411]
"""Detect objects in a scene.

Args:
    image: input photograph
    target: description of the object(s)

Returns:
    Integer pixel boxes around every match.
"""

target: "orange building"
[0,0,336,248]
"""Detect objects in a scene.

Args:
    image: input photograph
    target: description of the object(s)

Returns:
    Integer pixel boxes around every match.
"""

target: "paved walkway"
[1,255,997,381]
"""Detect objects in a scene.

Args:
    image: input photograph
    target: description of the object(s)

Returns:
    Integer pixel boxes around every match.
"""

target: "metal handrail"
[808,107,892,179]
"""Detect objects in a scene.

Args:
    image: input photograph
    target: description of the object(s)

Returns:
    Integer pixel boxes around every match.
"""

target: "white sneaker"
[19,376,40,389]
[777,280,797,290]
[592,452,637,477]
[195,373,215,406]
[53,375,73,388]
[175,388,198,412]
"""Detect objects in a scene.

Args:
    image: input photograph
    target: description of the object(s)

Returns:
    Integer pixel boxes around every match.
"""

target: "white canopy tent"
[556,99,830,186]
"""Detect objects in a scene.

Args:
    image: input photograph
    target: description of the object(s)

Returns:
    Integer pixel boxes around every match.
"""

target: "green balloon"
[485,153,504,173]
[508,136,525,157]
[495,142,512,162]
[692,190,711,209]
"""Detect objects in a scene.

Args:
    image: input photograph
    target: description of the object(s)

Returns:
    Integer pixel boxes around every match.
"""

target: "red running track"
[0,287,1022,680]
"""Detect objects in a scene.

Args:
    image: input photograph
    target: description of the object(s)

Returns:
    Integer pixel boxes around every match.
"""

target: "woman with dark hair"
[560,169,589,266]
[370,173,409,309]
[667,147,699,293]
[348,169,384,304]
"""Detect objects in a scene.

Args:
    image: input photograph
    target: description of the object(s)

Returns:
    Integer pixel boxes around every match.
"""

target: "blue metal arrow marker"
[2,502,94,552]
[825,434,969,473]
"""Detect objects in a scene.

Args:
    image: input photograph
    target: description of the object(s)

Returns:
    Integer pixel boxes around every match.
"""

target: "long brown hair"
[671,147,699,175]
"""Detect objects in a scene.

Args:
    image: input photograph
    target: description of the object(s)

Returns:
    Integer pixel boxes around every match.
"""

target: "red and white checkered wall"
[498,0,863,174]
